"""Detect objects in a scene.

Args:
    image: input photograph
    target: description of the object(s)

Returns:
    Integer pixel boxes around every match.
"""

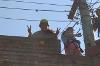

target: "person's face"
[40,24,48,31]
[68,29,74,33]
[96,9,100,16]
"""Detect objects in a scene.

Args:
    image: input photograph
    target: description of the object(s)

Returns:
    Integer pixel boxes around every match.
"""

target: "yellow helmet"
[39,19,49,26]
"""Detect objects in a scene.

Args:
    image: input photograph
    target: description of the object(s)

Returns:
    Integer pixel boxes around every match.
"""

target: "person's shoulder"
[32,31,41,36]
[61,31,66,38]
[47,29,55,34]
[61,31,66,36]
[34,31,41,33]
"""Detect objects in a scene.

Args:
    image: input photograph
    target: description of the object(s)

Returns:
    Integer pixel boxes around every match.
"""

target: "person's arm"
[61,31,67,44]
[56,28,60,36]
[92,17,98,31]
[27,25,32,37]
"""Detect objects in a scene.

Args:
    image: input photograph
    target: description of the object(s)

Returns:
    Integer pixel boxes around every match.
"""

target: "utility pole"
[68,0,96,50]
[78,0,96,48]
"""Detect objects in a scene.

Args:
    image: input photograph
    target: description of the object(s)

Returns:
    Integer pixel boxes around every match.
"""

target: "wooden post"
[78,0,96,48]
[68,0,79,19]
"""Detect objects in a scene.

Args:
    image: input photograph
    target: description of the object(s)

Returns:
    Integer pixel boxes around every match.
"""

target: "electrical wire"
[0,16,72,22]
[1,0,71,7]
[0,6,69,12]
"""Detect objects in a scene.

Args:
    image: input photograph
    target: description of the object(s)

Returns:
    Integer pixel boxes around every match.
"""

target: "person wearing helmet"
[39,19,49,32]
[27,19,60,39]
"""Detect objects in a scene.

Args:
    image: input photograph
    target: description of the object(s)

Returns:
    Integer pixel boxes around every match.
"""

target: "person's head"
[39,19,49,31]
[96,8,100,16]
[66,27,74,33]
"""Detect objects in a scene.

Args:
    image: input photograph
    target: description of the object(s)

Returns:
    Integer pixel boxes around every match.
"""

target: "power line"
[0,16,76,22]
[90,0,100,6]
[1,0,71,7]
[88,0,100,8]
[0,6,69,12]
[88,0,100,16]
